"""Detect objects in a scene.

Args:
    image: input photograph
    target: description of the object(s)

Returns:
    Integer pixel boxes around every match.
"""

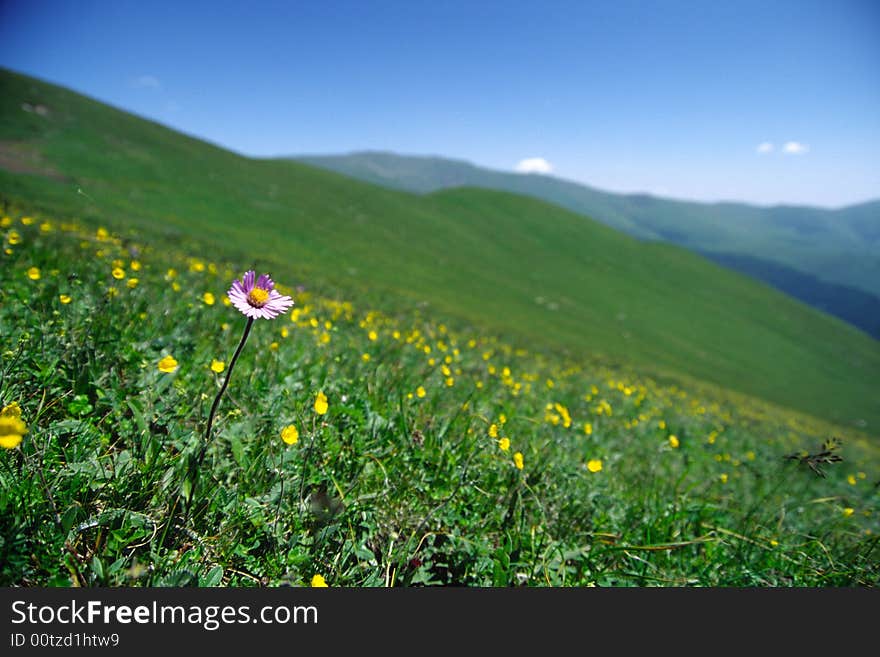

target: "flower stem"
[205,316,254,445]
[184,316,254,519]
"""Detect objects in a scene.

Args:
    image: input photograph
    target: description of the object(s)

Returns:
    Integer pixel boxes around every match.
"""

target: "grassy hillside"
[2,68,879,431]
[297,151,880,300]
[2,211,878,587]
[700,250,880,340]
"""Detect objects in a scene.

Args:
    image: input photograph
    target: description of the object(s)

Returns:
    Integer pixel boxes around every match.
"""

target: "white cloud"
[130,75,161,90]
[515,157,554,174]
[782,141,809,155]
[756,142,774,154]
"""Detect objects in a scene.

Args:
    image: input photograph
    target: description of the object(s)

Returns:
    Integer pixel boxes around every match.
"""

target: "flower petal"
[256,273,274,291]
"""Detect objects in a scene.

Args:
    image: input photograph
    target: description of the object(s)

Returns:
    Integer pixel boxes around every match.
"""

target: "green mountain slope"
[2,68,879,430]
[296,151,880,302]
[699,250,880,340]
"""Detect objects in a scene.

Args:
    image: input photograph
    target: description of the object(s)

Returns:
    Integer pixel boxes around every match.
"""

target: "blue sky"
[1,0,878,207]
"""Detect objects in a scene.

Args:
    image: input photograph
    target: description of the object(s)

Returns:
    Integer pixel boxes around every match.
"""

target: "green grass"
[1,68,878,433]
[2,214,878,586]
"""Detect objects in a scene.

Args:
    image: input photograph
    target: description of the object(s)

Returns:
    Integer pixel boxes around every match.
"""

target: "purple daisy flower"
[227,270,294,319]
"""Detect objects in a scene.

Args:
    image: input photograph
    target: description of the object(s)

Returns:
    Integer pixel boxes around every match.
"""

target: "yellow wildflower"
[26,267,40,280]
[158,355,178,373]
[111,267,125,280]
[668,435,680,449]
[210,359,225,373]
[59,294,72,304]
[499,437,510,452]
[0,402,27,449]
[311,574,328,587]
[553,403,571,428]
[127,278,139,289]
[314,390,328,415]
[281,425,299,445]
[513,452,524,470]
[586,459,603,473]
[203,292,215,305]
[416,386,426,398]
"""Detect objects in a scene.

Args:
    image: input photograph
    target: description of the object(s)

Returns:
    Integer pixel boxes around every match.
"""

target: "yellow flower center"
[247,287,270,307]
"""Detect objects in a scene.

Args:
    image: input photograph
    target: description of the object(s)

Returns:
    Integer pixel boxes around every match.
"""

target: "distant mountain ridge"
[294,151,880,338]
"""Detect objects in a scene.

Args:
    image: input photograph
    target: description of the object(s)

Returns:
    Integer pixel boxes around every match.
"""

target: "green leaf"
[126,399,149,437]
[67,394,93,416]
[201,565,224,587]
[91,556,105,582]
[60,505,80,533]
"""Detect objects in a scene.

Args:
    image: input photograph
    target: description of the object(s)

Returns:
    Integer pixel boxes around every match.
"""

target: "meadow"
[2,207,878,586]
[3,68,880,433]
